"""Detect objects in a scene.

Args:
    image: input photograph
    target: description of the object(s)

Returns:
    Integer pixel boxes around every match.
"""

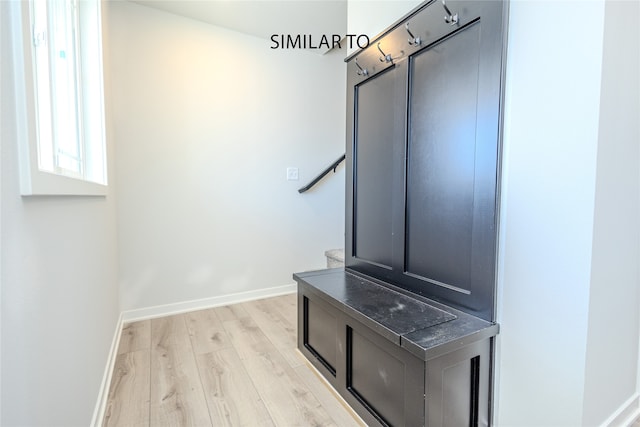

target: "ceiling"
[130,0,348,53]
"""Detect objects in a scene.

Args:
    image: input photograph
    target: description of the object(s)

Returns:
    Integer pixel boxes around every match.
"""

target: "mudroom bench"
[295,268,499,427]
[295,0,507,424]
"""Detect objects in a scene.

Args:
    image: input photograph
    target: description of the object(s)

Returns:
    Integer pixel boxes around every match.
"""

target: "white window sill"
[20,167,107,196]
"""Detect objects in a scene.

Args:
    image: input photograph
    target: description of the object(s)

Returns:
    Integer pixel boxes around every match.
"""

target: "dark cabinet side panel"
[425,338,491,427]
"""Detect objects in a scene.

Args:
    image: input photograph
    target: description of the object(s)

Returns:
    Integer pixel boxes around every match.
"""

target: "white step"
[324,248,344,268]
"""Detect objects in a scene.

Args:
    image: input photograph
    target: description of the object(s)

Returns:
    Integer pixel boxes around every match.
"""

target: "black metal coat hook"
[442,0,459,25]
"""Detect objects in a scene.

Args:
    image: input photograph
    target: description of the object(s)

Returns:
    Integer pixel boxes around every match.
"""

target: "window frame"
[12,0,107,196]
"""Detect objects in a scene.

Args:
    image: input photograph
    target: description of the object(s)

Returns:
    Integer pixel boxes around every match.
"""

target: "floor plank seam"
[147,320,152,427]
[223,309,278,426]
[241,301,287,426]
[183,314,215,426]
[103,295,362,427]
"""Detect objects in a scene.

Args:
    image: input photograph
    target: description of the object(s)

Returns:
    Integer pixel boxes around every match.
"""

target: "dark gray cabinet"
[296,270,498,426]
[296,1,507,425]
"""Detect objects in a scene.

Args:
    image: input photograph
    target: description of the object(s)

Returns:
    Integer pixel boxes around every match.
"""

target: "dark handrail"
[298,154,346,194]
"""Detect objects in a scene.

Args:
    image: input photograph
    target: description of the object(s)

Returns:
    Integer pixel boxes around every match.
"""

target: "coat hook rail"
[405,23,421,46]
[442,0,458,25]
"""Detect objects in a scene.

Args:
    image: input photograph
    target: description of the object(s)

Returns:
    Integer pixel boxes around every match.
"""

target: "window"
[13,0,106,195]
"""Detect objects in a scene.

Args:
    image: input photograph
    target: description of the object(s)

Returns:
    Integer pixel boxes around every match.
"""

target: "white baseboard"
[600,393,640,427]
[121,283,297,323]
[90,311,125,427]
[90,283,298,425]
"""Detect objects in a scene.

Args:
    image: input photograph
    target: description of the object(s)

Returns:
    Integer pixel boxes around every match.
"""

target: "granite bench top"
[294,268,499,361]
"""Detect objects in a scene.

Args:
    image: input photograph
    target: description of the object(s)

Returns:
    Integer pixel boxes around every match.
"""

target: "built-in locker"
[296,1,507,425]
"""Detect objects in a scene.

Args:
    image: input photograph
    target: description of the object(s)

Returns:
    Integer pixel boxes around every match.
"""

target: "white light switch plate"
[287,167,299,181]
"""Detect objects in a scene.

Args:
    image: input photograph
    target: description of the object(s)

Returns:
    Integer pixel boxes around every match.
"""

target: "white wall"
[496,1,605,424]
[582,0,640,424]
[107,2,346,311]
[497,0,640,425]
[0,2,120,425]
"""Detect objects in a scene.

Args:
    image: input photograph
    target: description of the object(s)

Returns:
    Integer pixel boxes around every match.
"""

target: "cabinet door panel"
[406,23,482,291]
[403,17,501,321]
[304,297,338,376]
[353,66,404,270]
[346,324,424,427]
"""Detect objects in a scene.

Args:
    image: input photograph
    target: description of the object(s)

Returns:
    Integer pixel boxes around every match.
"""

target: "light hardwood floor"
[102,293,364,426]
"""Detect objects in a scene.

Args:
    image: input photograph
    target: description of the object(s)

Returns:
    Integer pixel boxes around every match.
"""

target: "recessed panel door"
[353,66,405,270]
[404,20,501,319]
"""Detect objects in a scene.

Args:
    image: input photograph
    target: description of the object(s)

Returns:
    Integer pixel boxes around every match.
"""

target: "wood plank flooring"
[102,293,364,426]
